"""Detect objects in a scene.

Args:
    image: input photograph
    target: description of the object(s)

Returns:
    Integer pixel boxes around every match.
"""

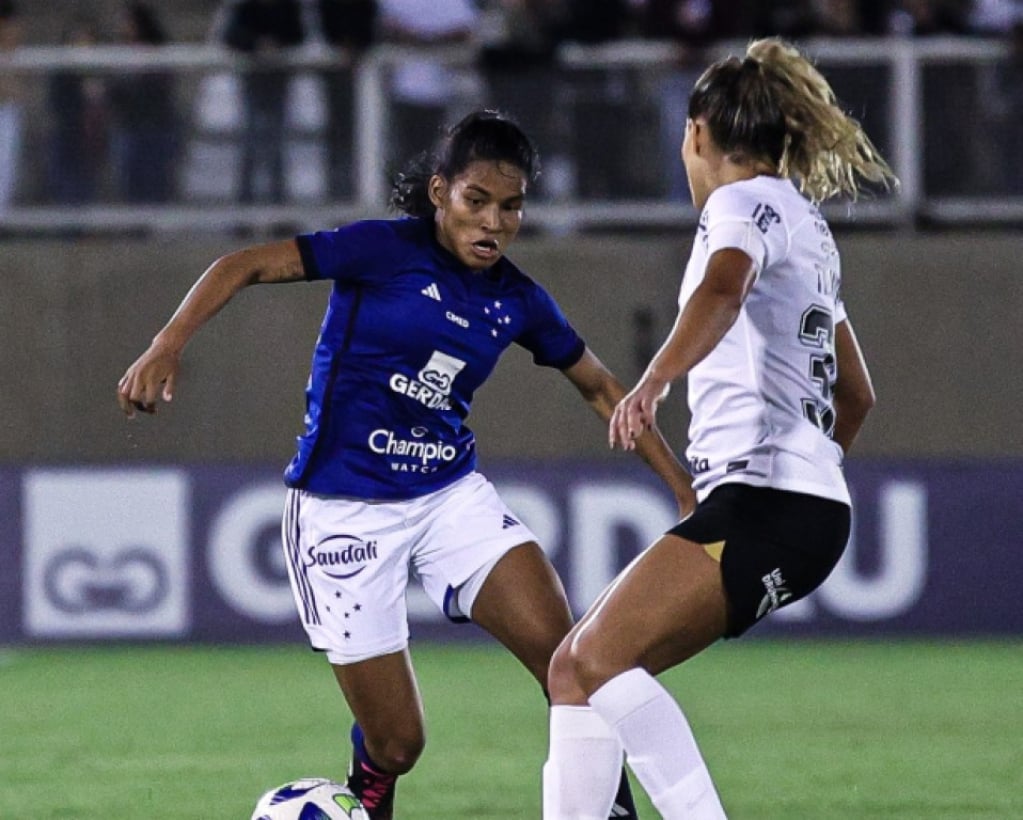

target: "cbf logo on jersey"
[306,535,379,579]
[389,349,466,410]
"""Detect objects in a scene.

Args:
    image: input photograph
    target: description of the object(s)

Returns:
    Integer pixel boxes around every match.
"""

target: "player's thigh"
[469,541,575,684]
[332,650,425,759]
[412,472,572,683]
[568,534,729,693]
[283,489,414,664]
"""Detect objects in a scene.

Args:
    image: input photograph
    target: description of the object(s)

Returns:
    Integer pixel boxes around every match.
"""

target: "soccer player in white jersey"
[542,39,898,818]
[117,111,692,820]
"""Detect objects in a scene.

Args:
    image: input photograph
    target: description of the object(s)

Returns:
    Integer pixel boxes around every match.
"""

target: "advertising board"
[1,460,1018,643]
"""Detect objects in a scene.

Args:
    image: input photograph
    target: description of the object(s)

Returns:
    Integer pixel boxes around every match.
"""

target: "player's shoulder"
[347,216,430,245]
[481,256,564,316]
[482,254,537,291]
[705,176,803,227]
[303,216,422,247]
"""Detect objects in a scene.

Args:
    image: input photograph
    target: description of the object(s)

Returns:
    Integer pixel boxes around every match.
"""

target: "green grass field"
[1,639,1020,819]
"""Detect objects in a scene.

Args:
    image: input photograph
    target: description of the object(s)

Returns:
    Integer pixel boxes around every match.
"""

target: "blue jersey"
[285,217,586,499]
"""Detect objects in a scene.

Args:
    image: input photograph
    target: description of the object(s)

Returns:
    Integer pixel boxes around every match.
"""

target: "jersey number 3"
[799,305,836,436]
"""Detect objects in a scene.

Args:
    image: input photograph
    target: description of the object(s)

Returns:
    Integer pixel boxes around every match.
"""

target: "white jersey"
[679,175,850,505]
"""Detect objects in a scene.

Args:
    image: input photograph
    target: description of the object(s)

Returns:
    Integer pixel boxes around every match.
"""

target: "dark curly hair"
[390,110,540,217]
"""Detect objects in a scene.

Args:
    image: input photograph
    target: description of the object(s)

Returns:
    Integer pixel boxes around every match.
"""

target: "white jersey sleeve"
[703,182,790,275]
[678,176,850,505]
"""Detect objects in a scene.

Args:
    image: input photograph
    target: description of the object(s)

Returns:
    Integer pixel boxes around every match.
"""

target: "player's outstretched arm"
[831,318,875,454]
[117,239,305,418]
[610,248,757,452]
[563,348,697,517]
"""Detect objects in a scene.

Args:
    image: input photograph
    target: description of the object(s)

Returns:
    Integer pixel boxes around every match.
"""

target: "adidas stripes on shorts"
[281,471,538,664]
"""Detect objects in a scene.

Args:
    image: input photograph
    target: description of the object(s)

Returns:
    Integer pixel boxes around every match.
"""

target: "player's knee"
[367,729,425,775]
[546,637,588,704]
[563,627,622,698]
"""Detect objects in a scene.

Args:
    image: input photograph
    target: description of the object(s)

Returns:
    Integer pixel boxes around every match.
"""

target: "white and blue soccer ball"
[251,777,369,820]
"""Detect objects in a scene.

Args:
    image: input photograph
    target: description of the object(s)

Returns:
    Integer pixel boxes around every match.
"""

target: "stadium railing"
[0,36,1019,234]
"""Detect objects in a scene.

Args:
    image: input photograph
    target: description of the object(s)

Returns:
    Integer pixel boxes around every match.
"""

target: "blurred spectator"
[752,0,895,36]
[107,2,180,203]
[48,18,109,204]
[479,0,564,79]
[886,0,971,35]
[556,0,635,43]
[376,0,481,168]
[641,0,718,45]
[219,0,305,203]
[810,0,866,36]
[991,20,1023,192]
[639,1,715,200]
[316,0,377,199]
[0,0,23,211]
[478,0,566,198]
[1005,20,1023,192]
[752,0,818,37]
[556,0,640,199]
[968,0,1023,33]
[895,0,975,195]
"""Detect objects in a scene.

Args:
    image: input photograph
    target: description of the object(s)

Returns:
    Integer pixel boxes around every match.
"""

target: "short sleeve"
[517,283,586,370]
[834,293,848,324]
[706,219,769,273]
[704,183,790,274]
[296,220,408,283]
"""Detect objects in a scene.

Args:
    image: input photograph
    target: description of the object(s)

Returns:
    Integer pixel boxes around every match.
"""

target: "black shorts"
[667,483,851,638]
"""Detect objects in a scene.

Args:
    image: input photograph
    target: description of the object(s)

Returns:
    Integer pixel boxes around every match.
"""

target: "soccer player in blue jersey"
[117,110,693,819]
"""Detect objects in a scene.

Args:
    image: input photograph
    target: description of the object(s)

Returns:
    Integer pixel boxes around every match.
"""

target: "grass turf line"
[0,639,1019,819]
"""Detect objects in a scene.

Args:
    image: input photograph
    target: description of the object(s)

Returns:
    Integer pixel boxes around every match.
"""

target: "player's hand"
[609,376,670,451]
[116,343,180,418]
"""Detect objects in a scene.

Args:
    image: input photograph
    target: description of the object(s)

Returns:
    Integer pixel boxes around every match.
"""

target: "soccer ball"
[251,777,369,820]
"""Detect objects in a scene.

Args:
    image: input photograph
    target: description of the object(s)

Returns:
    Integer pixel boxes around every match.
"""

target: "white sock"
[589,668,727,820]
[542,705,623,819]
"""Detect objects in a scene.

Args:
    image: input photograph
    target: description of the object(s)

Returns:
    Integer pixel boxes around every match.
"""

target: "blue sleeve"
[297,220,407,283]
[518,283,586,370]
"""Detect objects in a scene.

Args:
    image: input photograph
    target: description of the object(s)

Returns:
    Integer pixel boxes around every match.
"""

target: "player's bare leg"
[563,534,729,691]
[471,542,642,819]
[469,542,573,684]
[333,650,424,820]
[545,534,730,819]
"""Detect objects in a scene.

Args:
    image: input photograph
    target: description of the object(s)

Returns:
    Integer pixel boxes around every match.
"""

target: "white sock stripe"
[589,667,664,728]
[652,767,725,818]
[549,705,619,741]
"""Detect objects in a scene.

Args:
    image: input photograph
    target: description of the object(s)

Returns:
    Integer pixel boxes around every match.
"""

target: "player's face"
[429,160,526,270]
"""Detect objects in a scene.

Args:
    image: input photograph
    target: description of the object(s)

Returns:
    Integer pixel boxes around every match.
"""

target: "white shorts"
[281,472,538,664]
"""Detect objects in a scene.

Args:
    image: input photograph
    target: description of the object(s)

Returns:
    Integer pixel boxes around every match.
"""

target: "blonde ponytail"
[745,38,898,202]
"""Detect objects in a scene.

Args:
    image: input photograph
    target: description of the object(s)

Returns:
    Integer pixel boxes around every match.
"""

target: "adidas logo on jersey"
[420,282,441,301]
[501,514,519,529]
